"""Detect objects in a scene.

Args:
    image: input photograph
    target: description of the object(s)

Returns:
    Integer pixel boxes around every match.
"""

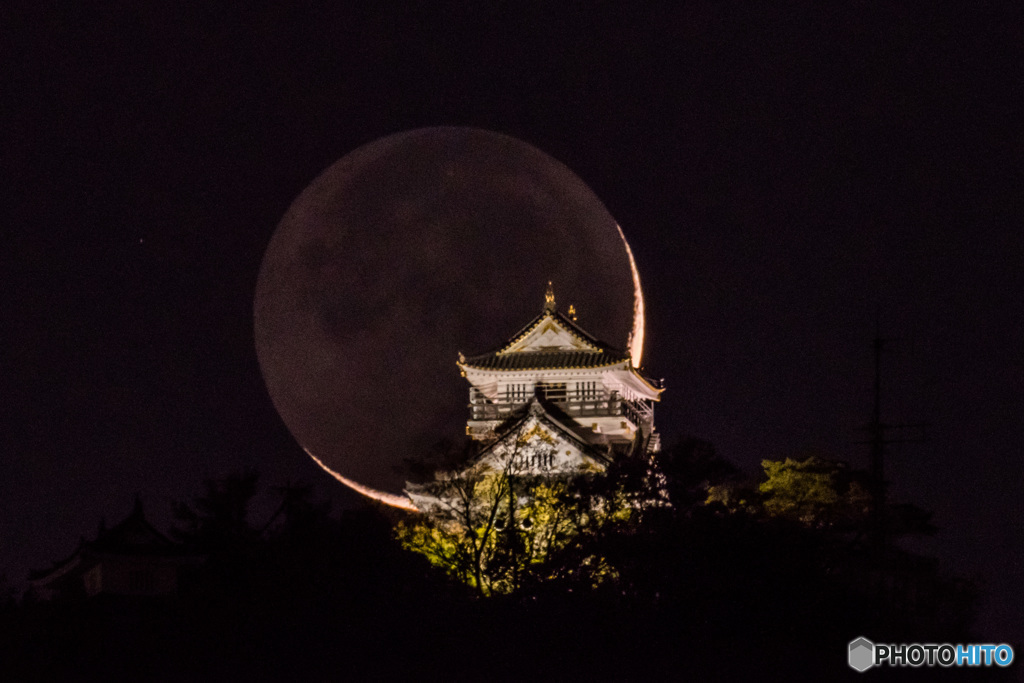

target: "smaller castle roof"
[473,396,612,467]
[29,498,196,586]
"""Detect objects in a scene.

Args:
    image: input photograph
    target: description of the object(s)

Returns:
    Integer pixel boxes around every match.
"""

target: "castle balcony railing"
[468,396,653,425]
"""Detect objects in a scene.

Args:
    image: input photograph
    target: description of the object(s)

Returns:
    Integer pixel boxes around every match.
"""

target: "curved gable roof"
[460,309,630,371]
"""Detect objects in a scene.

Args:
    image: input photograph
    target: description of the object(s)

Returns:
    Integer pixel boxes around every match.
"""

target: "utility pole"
[857,336,928,551]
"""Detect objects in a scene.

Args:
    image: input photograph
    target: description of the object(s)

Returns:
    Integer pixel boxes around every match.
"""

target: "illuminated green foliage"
[396,444,641,596]
[758,456,870,528]
[397,467,511,595]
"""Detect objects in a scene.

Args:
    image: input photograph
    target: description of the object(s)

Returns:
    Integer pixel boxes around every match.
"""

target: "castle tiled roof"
[460,306,631,371]
[461,348,630,371]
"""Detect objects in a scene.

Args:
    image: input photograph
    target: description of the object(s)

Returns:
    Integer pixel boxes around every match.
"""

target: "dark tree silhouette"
[1,453,1005,682]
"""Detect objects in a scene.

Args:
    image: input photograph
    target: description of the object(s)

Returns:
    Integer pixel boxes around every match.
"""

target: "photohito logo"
[848,637,1014,671]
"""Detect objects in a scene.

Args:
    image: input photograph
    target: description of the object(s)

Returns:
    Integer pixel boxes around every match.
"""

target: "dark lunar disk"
[255,127,635,493]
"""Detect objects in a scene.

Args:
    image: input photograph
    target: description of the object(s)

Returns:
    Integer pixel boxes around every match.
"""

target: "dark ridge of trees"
[0,443,1012,682]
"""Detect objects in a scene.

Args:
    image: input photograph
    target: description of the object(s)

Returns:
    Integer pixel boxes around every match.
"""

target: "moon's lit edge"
[304,447,420,511]
[618,225,645,367]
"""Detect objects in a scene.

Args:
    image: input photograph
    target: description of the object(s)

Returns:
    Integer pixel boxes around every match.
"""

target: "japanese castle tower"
[455,283,663,475]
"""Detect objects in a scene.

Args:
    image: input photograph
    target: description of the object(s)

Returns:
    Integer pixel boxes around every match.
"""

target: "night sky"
[3,3,1021,644]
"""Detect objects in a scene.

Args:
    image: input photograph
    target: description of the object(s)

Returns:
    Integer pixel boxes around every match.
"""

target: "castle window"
[504,384,530,402]
[575,381,599,400]
[537,382,567,402]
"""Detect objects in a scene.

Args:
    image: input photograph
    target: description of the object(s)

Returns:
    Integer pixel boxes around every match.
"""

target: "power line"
[853,337,928,550]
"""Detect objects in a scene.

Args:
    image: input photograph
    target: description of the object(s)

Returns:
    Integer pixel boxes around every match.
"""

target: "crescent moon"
[618,224,646,367]
[304,447,420,511]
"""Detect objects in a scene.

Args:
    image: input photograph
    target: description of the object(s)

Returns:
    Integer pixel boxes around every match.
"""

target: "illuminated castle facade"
[461,284,661,471]
[404,283,661,510]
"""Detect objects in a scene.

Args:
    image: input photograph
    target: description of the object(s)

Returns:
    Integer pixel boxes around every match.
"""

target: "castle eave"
[461,350,629,371]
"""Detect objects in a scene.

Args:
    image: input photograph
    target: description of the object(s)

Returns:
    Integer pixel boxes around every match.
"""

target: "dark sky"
[3,3,1021,643]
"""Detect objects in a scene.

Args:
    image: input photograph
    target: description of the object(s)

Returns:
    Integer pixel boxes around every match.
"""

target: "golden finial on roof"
[544,281,556,312]
[568,304,577,322]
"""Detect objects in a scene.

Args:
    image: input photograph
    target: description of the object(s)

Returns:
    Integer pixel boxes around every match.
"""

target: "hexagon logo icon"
[849,637,875,672]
